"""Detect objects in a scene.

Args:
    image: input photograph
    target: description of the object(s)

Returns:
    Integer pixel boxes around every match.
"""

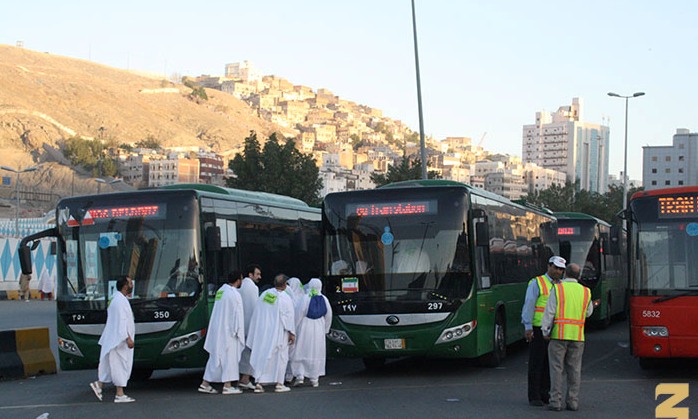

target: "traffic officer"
[521,255,566,406]
[541,263,593,412]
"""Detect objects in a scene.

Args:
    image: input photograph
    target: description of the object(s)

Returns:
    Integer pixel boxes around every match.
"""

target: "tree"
[135,135,161,150]
[189,86,208,102]
[522,181,644,224]
[370,156,439,187]
[227,131,323,207]
[63,136,118,177]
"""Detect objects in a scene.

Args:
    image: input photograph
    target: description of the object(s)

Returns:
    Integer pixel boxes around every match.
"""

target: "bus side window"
[582,239,600,282]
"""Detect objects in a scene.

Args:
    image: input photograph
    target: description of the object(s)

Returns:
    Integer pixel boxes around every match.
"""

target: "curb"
[0,289,41,301]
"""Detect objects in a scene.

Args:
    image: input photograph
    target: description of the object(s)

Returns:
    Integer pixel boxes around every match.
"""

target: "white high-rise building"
[643,128,698,190]
[522,97,610,193]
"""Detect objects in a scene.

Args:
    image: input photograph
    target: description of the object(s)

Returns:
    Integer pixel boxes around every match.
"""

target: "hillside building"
[225,61,261,82]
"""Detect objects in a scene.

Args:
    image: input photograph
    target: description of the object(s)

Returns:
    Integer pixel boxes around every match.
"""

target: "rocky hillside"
[0,44,283,214]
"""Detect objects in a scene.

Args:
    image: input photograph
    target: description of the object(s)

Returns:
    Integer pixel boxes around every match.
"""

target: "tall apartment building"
[522,98,610,193]
[643,128,698,190]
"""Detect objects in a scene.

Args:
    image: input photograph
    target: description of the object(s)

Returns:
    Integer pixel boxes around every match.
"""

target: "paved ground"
[0,301,696,419]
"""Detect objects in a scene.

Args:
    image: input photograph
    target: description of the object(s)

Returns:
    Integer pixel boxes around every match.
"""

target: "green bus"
[322,180,558,368]
[555,212,627,327]
[19,184,321,377]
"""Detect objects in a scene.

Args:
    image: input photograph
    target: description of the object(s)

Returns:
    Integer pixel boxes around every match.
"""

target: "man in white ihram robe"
[290,278,332,387]
[246,274,296,393]
[90,275,136,403]
[238,264,261,390]
[198,272,245,395]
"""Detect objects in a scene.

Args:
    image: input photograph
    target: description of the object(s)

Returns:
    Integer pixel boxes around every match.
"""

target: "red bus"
[624,186,698,368]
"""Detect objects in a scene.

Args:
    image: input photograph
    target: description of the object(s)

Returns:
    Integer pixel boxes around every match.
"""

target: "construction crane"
[477,132,487,148]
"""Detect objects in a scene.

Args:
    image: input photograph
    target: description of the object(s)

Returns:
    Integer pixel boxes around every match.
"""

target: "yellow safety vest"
[530,275,552,327]
[550,282,591,341]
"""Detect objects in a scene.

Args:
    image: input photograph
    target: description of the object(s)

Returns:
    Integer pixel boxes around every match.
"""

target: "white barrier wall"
[0,237,56,292]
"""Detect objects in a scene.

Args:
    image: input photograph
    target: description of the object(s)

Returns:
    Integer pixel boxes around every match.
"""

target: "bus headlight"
[161,329,205,354]
[642,326,668,337]
[435,320,477,345]
[327,329,355,346]
[57,337,84,357]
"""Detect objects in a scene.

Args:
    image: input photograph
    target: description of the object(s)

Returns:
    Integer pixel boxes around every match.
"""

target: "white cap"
[548,256,566,268]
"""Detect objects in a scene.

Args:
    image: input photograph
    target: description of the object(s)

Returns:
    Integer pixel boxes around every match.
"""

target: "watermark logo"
[656,383,689,419]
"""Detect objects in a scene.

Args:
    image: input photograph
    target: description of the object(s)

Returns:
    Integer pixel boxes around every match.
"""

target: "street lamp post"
[607,91,645,228]
[411,0,427,180]
[0,165,39,236]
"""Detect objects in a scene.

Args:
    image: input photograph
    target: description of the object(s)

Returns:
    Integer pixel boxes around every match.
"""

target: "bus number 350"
[154,311,170,319]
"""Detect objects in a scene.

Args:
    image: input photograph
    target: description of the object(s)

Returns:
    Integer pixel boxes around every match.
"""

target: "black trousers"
[527,326,550,403]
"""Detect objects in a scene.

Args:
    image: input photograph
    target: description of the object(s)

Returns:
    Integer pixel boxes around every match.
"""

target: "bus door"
[201,199,241,300]
[471,208,491,290]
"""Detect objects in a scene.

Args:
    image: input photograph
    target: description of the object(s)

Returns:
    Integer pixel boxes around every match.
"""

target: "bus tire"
[600,298,612,329]
[130,368,154,381]
[639,357,657,370]
[362,357,386,370]
[480,311,506,368]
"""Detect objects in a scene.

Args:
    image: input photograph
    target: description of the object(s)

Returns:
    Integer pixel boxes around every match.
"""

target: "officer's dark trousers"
[527,326,550,403]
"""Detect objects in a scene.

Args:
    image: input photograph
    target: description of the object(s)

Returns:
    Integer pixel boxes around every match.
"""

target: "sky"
[2,0,696,181]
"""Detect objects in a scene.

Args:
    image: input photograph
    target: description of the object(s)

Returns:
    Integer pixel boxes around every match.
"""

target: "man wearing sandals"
[90,275,136,403]
[198,271,245,395]
[246,274,296,393]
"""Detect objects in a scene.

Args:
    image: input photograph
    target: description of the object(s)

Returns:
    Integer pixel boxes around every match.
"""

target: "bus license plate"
[384,338,405,350]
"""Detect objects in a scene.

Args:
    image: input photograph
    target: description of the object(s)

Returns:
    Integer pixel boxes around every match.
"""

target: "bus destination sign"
[557,226,580,236]
[89,205,163,219]
[658,195,698,218]
[346,200,437,217]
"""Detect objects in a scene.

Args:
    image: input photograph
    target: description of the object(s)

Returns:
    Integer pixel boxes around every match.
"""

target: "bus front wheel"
[362,357,386,370]
[480,311,506,367]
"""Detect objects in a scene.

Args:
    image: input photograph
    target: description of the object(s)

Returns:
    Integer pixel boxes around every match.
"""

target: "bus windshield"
[56,191,200,306]
[558,219,600,285]
[323,188,471,305]
[634,223,698,293]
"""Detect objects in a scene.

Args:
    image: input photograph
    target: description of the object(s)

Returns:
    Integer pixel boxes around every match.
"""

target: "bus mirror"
[475,221,489,246]
[19,245,32,275]
[31,240,40,250]
[205,226,222,251]
[608,226,621,255]
[50,241,56,255]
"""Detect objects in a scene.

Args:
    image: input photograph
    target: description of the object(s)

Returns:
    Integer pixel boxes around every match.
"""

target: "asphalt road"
[0,300,696,419]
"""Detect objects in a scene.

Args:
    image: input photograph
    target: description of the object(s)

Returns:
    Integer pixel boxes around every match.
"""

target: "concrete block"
[0,330,24,380]
[15,327,56,377]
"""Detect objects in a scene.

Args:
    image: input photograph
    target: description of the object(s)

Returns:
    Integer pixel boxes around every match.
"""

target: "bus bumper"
[327,319,478,359]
